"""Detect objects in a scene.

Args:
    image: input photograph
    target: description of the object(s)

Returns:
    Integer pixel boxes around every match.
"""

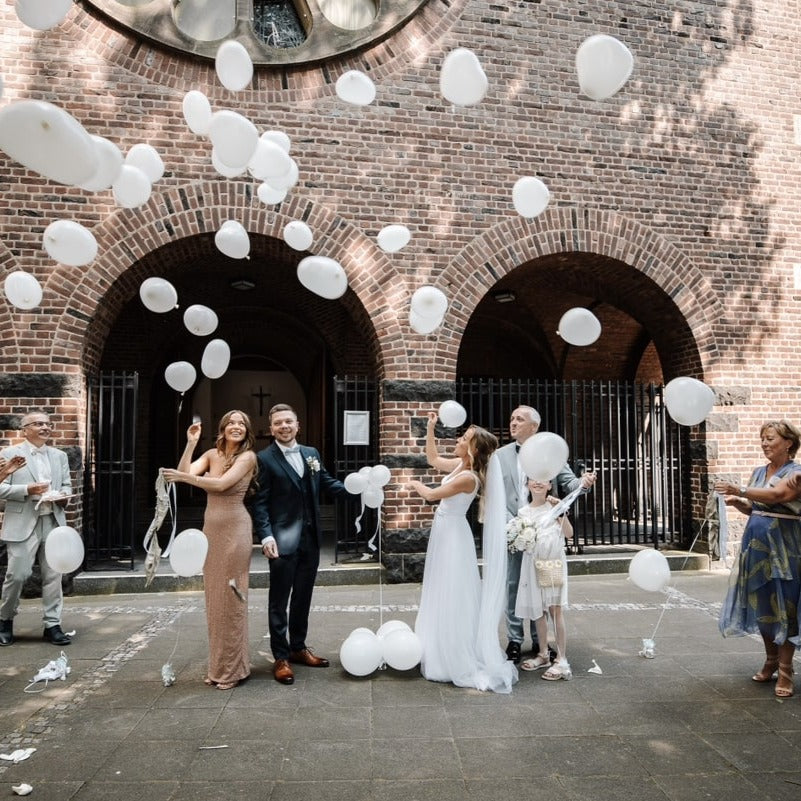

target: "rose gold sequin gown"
[202,473,252,685]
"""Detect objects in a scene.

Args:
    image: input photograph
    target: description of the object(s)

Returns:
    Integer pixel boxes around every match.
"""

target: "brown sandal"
[752,655,779,683]
[775,664,794,698]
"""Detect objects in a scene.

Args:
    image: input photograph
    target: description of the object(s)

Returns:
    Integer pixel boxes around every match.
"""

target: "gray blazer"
[0,444,71,542]
[496,440,581,519]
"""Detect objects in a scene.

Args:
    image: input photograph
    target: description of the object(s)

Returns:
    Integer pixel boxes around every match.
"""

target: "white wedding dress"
[415,460,518,693]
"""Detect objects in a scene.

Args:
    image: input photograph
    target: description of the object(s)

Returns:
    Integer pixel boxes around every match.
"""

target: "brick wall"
[1,2,800,579]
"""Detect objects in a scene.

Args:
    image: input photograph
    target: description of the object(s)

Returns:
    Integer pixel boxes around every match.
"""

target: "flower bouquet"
[505,514,539,553]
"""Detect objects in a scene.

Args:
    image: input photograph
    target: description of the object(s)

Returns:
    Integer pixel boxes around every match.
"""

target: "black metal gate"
[84,372,138,569]
[331,375,379,561]
[457,379,691,550]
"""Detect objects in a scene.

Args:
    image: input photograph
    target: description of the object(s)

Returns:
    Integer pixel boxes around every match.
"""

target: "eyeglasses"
[23,421,51,428]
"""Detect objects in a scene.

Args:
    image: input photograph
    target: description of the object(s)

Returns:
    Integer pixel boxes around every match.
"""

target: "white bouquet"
[505,514,538,553]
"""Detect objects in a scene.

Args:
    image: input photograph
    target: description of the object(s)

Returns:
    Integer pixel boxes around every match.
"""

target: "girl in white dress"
[408,412,517,693]
[515,477,573,680]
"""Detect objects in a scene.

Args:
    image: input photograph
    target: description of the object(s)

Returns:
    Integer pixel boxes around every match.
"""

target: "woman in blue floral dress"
[715,420,801,699]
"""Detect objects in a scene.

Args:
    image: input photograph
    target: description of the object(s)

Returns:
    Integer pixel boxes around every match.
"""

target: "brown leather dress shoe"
[289,648,330,667]
[273,659,295,685]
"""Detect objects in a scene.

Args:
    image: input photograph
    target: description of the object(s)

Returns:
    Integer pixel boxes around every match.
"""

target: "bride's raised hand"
[186,421,201,444]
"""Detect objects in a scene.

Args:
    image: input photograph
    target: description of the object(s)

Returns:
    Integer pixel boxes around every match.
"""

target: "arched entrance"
[455,249,707,550]
[86,231,378,563]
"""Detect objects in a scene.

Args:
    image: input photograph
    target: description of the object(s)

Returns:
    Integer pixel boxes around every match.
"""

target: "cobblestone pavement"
[1,572,800,801]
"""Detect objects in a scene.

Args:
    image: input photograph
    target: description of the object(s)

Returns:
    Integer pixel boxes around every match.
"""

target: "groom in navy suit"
[252,403,347,684]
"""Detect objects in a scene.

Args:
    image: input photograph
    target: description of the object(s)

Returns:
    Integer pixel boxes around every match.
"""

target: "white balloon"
[340,629,382,676]
[376,620,411,640]
[438,400,467,428]
[165,361,196,393]
[519,432,569,482]
[42,220,98,267]
[358,466,373,478]
[512,176,550,219]
[409,309,442,335]
[44,526,84,573]
[139,277,177,313]
[125,143,165,184]
[169,528,208,577]
[440,48,488,106]
[215,39,253,92]
[557,308,602,346]
[283,221,313,251]
[411,286,448,321]
[211,147,248,178]
[248,138,293,181]
[663,377,715,426]
[266,158,299,192]
[628,549,670,592]
[15,0,72,30]
[297,256,348,300]
[377,225,411,253]
[0,100,97,186]
[78,135,124,191]
[362,486,384,509]
[112,165,152,209]
[344,472,368,495]
[261,130,291,154]
[4,271,42,310]
[183,304,218,336]
[381,628,423,671]
[368,464,391,487]
[208,110,258,168]
[201,338,231,379]
[335,70,376,106]
[215,220,250,259]
[576,34,634,101]
[182,90,212,136]
[257,182,288,205]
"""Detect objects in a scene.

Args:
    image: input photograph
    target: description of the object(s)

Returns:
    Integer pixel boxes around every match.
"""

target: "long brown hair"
[215,410,256,471]
[466,425,498,520]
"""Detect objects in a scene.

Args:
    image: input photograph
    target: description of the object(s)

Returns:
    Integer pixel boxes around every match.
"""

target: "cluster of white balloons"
[340,620,423,677]
[409,286,449,335]
[344,464,391,509]
[168,528,209,577]
[664,376,715,427]
[518,431,570,482]
[628,548,671,592]
[44,525,84,574]
[557,307,602,346]
[138,277,231,390]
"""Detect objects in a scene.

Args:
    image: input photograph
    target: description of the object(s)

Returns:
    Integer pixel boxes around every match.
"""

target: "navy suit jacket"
[251,442,346,555]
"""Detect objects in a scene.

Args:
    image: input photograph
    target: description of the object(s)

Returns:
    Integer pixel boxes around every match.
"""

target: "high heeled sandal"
[775,664,794,698]
[216,680,239,691]
[520,653,551,671]
[542,660,572,681]
[752,656,779,683]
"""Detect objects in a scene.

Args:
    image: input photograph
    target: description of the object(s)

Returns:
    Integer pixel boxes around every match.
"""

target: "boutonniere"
[306,455,320,474]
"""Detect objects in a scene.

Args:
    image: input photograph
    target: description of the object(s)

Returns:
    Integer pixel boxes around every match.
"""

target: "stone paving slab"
[0,573,800,801]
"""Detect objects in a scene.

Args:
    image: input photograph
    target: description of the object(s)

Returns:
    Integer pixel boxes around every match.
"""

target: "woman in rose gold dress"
[163,410,257,690]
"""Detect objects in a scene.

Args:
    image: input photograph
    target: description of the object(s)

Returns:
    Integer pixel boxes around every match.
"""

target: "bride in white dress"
[408,412,518,693]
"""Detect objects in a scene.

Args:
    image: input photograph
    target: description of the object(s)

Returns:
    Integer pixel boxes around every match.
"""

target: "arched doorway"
[87,231,378,563]
[455,251,706,550]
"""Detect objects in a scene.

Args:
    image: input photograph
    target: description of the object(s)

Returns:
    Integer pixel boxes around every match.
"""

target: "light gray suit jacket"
[0,444,71,542]
[497,440,581,520]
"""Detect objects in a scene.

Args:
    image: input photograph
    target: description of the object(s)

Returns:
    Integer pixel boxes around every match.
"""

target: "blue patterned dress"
[719,461,801,647]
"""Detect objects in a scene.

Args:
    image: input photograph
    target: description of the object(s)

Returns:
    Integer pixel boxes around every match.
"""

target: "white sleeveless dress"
[415,469,517,693]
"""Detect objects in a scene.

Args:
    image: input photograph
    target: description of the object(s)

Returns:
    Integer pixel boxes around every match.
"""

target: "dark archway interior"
[91,233,377,527]
[458,252,703,382]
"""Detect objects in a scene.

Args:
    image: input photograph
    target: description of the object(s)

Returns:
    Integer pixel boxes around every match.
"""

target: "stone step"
[69,548,709,596]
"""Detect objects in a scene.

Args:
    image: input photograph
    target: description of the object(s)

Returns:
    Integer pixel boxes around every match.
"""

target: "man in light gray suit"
[498,406,596,664]
[0,410,72,646]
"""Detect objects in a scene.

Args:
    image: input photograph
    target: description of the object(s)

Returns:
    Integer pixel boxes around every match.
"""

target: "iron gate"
[332,375,379,561]
[457,379,691,550]
[84,371,138,569]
